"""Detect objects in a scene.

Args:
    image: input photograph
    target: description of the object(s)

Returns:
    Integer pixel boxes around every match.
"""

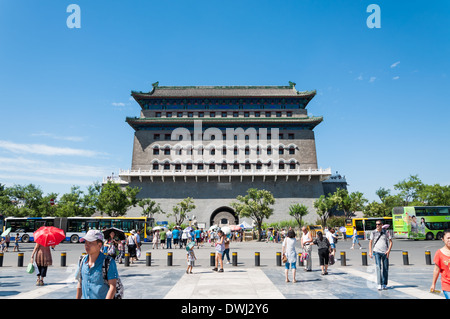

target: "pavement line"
[8,274,77,299]
[164,268,285,299]
[342,267,443,299]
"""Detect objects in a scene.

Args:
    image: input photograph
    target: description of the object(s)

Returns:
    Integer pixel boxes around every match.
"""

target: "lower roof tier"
[126,116,323,131]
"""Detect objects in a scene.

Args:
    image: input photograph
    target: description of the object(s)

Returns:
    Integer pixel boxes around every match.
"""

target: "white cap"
[81,230,104,242]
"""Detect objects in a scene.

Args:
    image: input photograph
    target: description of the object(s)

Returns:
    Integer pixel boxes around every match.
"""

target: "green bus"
[392,206,450,240]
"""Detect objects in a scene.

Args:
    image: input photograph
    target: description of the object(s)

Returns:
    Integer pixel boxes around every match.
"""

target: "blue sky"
[0,0,449,202]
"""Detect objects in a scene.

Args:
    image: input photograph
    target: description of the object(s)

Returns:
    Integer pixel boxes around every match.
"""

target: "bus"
[3,216,155,243]
[345,217,393,239]
[392,206,450,240]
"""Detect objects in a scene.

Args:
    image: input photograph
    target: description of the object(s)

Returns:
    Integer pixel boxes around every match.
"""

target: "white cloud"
[392,76,400,80]
[356,74,363,81]
[369,77,376,83]
[31,132,84,142]
[0,140,103,157]
[390,61,400,68]
[112,102,126,107]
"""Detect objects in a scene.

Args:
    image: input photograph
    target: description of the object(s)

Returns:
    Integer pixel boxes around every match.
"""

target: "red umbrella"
[33,226,66,247]
[230,225,241,231]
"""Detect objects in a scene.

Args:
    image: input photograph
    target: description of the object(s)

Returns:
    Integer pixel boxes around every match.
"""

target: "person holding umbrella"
[30,226,65,286]
[30,242,53,286]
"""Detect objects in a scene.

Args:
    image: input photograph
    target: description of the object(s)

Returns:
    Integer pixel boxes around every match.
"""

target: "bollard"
[232,252,238,266]
[0,252,3,267]
[255,252,260,266]
[167,252,173,266]
[61,252,67,267]
[125,253,130,267]
[403,251,409,265]
[276,252,282,266]
[425,250,432,265]
[210,252,215,266]
[340,251,346,266]
[361,252,368,266]
[18,252,24,267]
[146,252,152,266]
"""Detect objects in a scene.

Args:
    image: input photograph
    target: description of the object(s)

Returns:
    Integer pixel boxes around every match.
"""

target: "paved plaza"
[0,239,445,300]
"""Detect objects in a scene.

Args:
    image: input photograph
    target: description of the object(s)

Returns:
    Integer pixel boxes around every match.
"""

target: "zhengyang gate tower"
[112,82,342,227]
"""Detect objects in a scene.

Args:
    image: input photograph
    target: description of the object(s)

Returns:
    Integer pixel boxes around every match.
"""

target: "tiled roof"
[131,83,316,98]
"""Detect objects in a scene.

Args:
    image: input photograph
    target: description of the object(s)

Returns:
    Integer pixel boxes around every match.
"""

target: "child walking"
[186,244,196,274]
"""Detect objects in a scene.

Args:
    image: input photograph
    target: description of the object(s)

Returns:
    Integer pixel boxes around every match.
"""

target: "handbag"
[282,254,287,263]
[300,252,309,262]
[26,263,35,274]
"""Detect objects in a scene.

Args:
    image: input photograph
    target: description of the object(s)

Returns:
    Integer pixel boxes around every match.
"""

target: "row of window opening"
[154,111,294,118]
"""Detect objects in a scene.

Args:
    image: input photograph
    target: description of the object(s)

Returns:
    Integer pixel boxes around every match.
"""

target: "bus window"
[345,219,352,227]
[438,207,450,215]
[355,220,364,231]
[122,221,134,232]
[111,220,122,229]
[99,220,111,229]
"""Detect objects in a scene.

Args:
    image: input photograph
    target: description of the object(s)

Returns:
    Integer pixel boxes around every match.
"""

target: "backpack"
[78,255,124,299]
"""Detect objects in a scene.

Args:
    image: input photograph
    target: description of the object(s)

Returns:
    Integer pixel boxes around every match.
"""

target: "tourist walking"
[431,229,450,299]
[104,230,118,259]
[222,236,231,264]
[76,230,118,299]
[13,233,20,252]
[282,229,297,282]
[186,244,197,274]
[301,226,313,271]
[369,220,393,291]
[313,231,331,275]
[127,230,138,263]
[213,230,225,272]
[152,230,160,249]
[166,228,173,249]
[351,226,362,249]
[30,242,53,286]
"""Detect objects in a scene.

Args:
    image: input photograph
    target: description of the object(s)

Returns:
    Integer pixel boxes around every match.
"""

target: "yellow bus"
[345,217,393,240]
[4,216,155,243]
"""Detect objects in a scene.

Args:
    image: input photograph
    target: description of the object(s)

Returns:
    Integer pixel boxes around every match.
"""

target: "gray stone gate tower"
[116,82,331,226]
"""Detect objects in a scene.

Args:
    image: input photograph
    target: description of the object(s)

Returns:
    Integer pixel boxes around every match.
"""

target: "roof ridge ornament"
[288,81,296,88]
[152,81,159,88]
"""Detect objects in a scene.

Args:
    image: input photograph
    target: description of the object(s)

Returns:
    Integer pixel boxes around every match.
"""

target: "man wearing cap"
[76,230,119,299]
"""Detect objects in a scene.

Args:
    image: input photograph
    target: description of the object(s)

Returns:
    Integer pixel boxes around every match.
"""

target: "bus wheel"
[436,232,444,240]
[22,234,30,243]
[426,232,434,240]
[70,235,79,243]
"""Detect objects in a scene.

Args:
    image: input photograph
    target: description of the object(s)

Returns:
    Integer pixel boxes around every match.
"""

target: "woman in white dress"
[282,229,297,283]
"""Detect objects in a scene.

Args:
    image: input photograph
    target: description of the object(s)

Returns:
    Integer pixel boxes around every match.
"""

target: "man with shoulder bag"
[369,221,393,291]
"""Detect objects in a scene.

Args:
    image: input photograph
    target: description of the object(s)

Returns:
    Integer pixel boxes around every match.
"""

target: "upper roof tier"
[132,82,315,98]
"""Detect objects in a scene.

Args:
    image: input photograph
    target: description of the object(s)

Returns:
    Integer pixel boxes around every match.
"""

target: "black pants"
[318,248,329,266]
[37,266,48,278]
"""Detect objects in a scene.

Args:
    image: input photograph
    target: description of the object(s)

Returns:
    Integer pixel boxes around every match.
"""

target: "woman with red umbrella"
[30,242,53,286]
[30,226,65,286]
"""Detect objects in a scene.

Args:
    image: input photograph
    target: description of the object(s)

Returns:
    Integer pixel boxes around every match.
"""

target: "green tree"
[168,197,196,226]
[394,174,424,205]
[418,184,450,206]
[288,203,309,229]
[97,181,141,217]
[231,188,275,241]
[139,198,164,219]
[314,195,335,226]
[330,188,367,218]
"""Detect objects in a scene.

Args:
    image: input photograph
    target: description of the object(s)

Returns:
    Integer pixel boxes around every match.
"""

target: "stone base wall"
[124,175,325,226]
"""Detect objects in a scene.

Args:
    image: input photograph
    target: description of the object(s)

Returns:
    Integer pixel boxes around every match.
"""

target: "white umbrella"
[221,226,231,236]
[209,225,219,232]
[153,226,167,231]
[239,221,253,229]
[1,227,11,237]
